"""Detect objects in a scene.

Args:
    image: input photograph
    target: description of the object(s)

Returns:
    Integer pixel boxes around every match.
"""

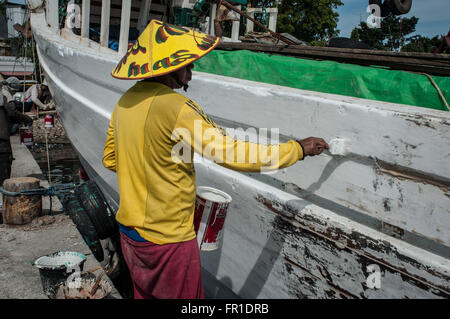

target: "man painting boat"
[23,79,51,113]
[103,20,329,299]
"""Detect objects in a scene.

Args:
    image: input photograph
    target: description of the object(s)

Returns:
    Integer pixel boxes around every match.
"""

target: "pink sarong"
[120,233,204,299]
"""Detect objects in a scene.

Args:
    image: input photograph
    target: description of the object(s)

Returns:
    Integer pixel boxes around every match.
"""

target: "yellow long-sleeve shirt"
[102,81,303,244]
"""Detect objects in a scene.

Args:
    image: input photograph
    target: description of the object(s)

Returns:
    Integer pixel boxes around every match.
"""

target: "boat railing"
[39,0,280,55]
[43,0,150,56]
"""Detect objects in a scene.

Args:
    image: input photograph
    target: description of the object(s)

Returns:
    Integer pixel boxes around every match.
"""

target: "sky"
[336,0,450,39]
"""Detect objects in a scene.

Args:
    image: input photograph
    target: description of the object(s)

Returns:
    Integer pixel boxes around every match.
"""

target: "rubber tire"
[383,0,412,15]
[76,181,118,240]
[64,196,104,262]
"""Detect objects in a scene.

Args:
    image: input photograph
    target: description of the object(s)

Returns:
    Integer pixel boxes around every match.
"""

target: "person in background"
[1,77,21,105]
[0,77,31,191]
[103,20,329,299]
[1,77,33,134]
[23,79,51,113]
[0,81,13,188]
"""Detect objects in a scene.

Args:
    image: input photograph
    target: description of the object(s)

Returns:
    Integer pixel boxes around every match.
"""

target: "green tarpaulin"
[194,49,450,112]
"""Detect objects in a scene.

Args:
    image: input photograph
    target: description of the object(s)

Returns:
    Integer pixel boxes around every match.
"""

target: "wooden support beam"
[119,0,132,56]
[246,7,278,33]
[137,0,152,33]
[81,0,91,40]
[209,3,217,36]
[231,5,241,42]
[46,0,59,33]
[100,0,111,47]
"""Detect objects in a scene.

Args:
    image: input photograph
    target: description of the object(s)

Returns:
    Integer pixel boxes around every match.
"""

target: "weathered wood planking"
[219,42,450,61]
[195,158,449,298]
[185,73,450,246]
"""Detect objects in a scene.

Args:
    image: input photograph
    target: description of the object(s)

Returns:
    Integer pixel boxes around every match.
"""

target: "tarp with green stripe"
[194,49,450,112]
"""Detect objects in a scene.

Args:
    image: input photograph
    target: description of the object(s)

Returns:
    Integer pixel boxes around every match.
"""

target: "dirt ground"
[0,214,116,298]
[0,129,121,299]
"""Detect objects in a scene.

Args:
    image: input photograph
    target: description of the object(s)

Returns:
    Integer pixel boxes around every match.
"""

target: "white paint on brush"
[329,138,351,156]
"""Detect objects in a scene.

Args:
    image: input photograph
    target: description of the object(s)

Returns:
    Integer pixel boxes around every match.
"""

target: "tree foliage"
[350,13,419,51]
[401,35,442,53]
[247,0,343,43]
[0,0,6,16]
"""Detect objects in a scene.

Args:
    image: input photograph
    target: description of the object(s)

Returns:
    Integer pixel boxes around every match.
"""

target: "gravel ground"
[31,115,69,145]
[0,214,116,298]
[0,130,121,299]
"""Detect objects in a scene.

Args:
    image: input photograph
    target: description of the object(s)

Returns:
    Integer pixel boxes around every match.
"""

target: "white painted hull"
[30,10,450,298]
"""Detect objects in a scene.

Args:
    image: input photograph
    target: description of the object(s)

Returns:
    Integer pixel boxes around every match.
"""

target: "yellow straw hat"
[111,20,220,80]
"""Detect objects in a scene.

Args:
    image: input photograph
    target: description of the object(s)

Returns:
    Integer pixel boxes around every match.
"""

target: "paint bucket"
[44,114,54,128]
[19,127,33,146]
[32,251,87,297]
[194,186,232,251]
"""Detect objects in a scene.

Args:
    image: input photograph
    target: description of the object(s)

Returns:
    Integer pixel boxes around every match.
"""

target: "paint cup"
[19,127,33,146]
[44,115,54,128]
[194,186,232,251]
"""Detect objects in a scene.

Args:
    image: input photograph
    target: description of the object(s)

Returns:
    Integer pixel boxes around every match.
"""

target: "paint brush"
[327,138,351,156]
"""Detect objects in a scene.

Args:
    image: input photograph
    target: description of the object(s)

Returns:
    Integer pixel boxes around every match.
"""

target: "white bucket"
[194,186,232,251]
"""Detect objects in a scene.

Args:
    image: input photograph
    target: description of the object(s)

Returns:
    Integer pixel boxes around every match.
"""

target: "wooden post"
[46,0,59,33]
[137,0,152,34]
[209,3,217,36]
[81,0,91,41]
[119,0,132,56]
[246,8,254,34]
[100,0,110,47]
[231,5,241,42]
[2,177,42,225]
[245,8,277,33]
[220,1,296,45]
[268,8,278,32]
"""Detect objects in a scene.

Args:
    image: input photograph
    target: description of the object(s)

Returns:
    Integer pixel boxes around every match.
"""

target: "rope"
[45,131,51,183]
[415,72,450,112]
[0,183,78,215]
[0,183,77,196]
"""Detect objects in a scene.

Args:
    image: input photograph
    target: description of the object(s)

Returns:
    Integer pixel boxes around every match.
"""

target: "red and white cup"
[20,127,33,146]
[44,115,54,128]
[194,186,232,251]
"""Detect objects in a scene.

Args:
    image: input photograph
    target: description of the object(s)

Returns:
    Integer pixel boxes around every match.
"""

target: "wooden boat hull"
[30,9,450,298]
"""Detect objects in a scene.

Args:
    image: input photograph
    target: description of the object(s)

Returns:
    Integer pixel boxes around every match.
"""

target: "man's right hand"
[298,137,329,157]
